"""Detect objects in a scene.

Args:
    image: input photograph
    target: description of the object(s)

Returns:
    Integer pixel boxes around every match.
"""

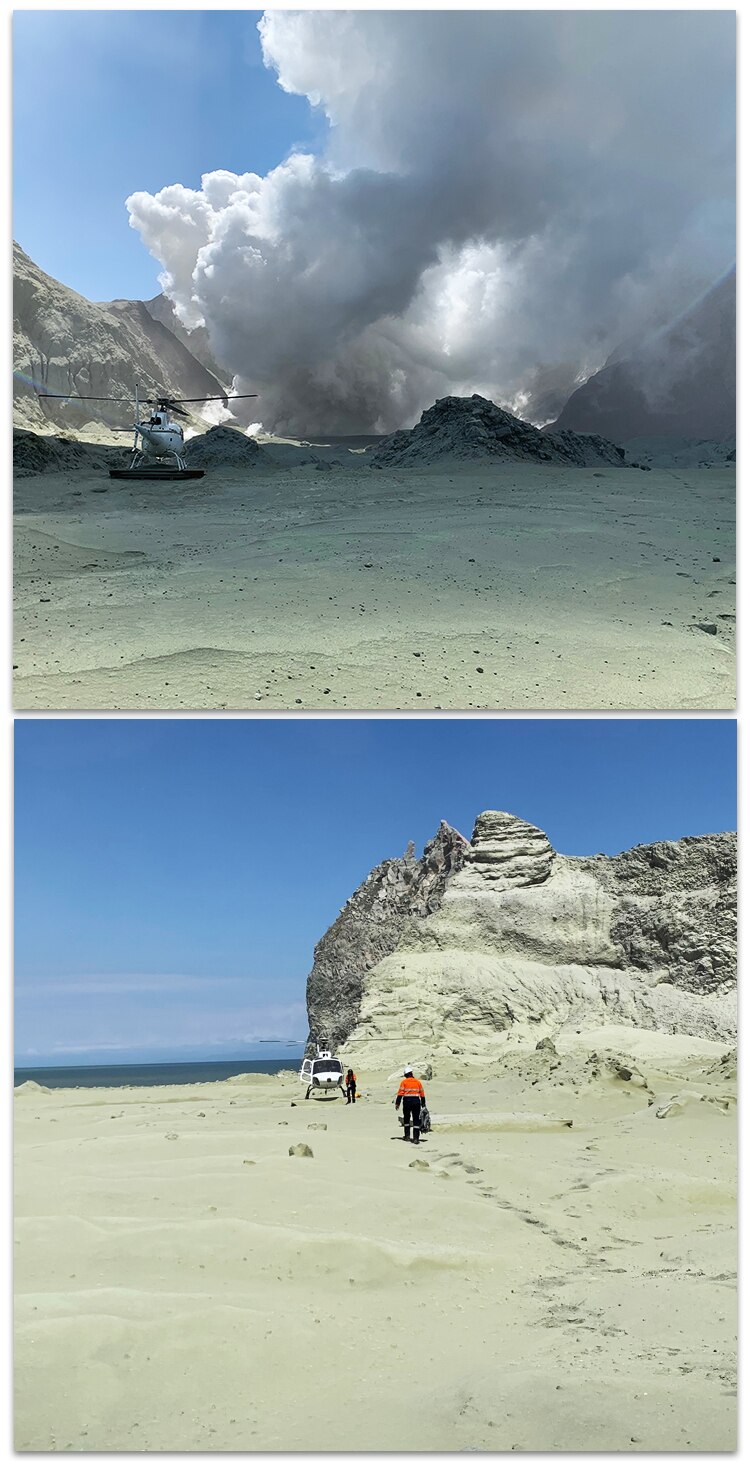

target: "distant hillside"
[553,270,735,441]
[13,243,227,435]
[143,293,228,385]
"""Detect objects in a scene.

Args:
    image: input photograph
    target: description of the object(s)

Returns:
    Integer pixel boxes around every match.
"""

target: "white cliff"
[307,811,736,1070]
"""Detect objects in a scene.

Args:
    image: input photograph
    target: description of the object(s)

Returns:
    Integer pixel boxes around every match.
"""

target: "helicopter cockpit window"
[312,1059,342,1075]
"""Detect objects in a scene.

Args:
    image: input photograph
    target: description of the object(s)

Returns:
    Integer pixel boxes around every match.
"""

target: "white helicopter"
[35,384,257,479]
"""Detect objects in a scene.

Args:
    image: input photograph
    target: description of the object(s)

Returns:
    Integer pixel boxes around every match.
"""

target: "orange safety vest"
[346,1072,357,1085]
[397,1076,425,1100]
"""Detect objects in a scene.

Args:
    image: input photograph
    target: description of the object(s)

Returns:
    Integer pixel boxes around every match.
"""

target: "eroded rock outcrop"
[305,821,468,1051]
[368,394,627,469]
[306,811,736,1065]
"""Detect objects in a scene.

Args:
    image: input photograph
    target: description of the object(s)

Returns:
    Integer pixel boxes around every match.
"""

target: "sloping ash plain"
[14,405,735,711]
[14,1041,736,1452]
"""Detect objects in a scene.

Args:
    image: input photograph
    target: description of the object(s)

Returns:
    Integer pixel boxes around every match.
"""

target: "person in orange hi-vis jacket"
[345,1068,357,1104]
[395,1067,425,1143]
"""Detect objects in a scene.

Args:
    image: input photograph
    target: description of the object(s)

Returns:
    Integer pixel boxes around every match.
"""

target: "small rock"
[409,1158,430,1170]
[289,1143,314,1158]
[165,1132,179,1141]
[307,1122,327,1131]
[536,1036,558,1054]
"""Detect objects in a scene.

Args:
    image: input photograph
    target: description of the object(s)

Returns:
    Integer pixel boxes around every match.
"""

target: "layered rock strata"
[305,811,736,1065]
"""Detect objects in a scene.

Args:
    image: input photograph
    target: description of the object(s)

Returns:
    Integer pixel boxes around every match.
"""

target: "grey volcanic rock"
[183,426,272,469]
[588,834,737,997]
[13,429,122,478]
[306,821,469,1052]
[307,811,736,1063]
[13,243,226,435]
[368,394,627,469]
[553,269,735,442]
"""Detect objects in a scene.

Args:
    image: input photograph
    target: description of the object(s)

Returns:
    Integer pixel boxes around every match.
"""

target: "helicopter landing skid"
[109,466,205,479]
[109,447,204,481]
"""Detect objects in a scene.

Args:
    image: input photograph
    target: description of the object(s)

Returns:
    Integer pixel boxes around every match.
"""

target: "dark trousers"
[346,1082,356,1103]
[402,1095,422,1140]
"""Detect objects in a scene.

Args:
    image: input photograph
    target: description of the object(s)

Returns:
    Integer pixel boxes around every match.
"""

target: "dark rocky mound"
[183,426,273,469]
[13,428,118,477]
[369,394,627,469]
[553,269,735,441]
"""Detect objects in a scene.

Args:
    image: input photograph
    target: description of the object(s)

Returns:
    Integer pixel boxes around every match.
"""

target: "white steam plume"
[126,10,735,434]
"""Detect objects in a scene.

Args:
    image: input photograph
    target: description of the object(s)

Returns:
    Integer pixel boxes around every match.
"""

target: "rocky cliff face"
[306,822,468,1051]
[13,243,226,434]
[368,394,628,469]
[306,811,736,1066]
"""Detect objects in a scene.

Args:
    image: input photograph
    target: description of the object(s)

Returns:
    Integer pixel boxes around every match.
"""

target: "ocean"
[14,1056,304,1090]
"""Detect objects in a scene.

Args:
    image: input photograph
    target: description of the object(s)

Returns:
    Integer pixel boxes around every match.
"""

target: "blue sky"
[13,11,322,300]
[14,718,736,1065]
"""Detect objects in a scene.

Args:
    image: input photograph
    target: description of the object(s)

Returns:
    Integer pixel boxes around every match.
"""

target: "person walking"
[345,1068,357,1103]
[395,1067,426,1143]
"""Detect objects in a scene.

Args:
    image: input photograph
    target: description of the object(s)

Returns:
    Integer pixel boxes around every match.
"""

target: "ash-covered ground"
[13,411,735,711]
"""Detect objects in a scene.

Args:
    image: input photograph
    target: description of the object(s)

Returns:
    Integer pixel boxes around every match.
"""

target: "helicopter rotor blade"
[142,399,190,418]
[164,393,259,403]
[35,392,134,403]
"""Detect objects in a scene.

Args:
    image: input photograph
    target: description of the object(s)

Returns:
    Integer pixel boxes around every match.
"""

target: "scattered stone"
[289,1143,314,1158]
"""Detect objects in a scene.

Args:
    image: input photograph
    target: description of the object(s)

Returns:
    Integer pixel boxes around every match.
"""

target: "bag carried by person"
[420,1104,431,1133]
